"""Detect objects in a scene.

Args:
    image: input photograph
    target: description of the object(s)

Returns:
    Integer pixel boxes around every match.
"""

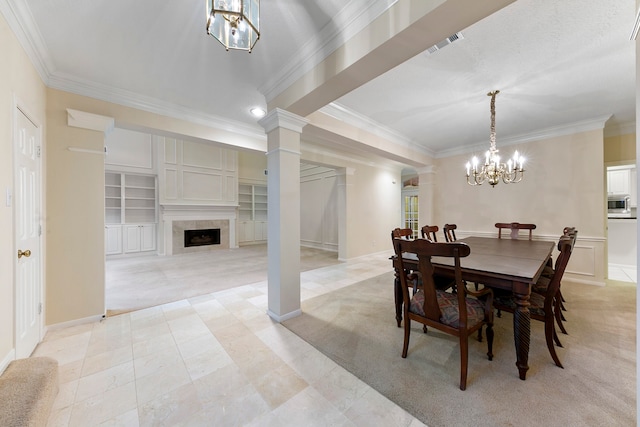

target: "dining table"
[391,236,555,380]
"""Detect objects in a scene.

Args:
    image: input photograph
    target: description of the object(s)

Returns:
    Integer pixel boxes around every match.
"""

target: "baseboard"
[0,349,16,375]
[609,263,637,271]
[267,309,302,323]
[46,314,105,332]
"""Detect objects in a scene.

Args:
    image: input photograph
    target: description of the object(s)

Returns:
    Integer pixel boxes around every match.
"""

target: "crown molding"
[434,115,613,159]
[320,102,435,157]
[259,108,309,134]
[0,0,55,83]
[259,0,398,103]
[48,72,267,141]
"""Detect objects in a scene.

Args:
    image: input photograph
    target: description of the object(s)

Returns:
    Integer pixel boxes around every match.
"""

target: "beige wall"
[300,147,401,259]
[45,90,107,324]
[434,129,606,283]
[238,150,268,184]
[0,13,47,365]
[604,133,636,164]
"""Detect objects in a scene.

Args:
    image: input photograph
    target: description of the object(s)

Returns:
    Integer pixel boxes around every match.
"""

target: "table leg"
[512,288,531,380]
[394,269,402,327]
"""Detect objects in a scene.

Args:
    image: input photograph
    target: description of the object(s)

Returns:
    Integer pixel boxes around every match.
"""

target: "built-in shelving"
[238,183,267,244]
[105,172,157,254]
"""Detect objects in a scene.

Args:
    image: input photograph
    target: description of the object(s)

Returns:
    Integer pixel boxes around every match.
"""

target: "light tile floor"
[40,251,426,427]
[608,264,637,283]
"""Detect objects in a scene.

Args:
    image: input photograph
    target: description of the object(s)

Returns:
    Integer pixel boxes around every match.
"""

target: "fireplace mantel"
[160,205,237,255]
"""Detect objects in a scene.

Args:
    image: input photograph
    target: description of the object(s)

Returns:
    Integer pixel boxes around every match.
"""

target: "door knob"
[18,249,31,259]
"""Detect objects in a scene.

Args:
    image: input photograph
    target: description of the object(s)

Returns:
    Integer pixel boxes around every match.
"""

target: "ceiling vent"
[425,32,464,55]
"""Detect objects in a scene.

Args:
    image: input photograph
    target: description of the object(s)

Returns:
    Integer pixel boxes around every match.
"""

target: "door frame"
[13,96,44,355]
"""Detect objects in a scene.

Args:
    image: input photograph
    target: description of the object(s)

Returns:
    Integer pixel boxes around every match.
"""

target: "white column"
[337,167,355,261]
[259,109,308,322]
[417,165,436,227]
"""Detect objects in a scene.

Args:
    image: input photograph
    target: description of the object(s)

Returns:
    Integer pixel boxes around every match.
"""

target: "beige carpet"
[0,357,59,427]
[283,272,636,427]
[106,244,341,316]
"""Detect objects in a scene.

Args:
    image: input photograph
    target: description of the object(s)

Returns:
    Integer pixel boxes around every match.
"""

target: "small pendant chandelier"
[206,0,260,52]
[466,90,524,187]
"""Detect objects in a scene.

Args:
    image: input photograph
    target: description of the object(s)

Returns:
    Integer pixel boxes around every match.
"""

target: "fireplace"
[184,228,220,247]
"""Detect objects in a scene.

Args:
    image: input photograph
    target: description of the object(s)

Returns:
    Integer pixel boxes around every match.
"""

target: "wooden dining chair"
[443,224,458,242]
[495,222,537,240]
[535,227,578,334]
[493,234,575,369]
[392,227,414,240]
[393,238,494,390]
[420,225,439,242]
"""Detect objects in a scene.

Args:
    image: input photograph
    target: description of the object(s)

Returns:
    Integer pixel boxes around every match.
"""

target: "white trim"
[435,115,612,159]
[320,103,432,156]
[0,0,53,83]
[259,108,309,134]
[51,73,267,142]
[66,109,115,134]
[266,147,302,157]
[67,147,106,155]
[0,349,16,375]
[260,0,399,103]
[46,314,105,332]
[268,308,302,323]
[609,262,638,271]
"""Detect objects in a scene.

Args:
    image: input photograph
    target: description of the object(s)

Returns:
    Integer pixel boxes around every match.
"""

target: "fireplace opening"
[184,228,221,248]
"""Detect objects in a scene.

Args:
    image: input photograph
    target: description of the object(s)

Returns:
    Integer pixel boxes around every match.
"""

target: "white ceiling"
[5,0,637,161]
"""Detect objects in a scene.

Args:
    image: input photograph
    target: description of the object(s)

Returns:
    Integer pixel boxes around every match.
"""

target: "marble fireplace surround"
[161,205,237,255]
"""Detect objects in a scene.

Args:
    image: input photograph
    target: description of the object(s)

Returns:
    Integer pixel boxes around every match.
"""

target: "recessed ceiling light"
[250,107,266,118]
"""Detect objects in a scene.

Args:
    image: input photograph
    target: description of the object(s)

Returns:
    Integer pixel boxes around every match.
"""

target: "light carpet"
[283,272,636,427]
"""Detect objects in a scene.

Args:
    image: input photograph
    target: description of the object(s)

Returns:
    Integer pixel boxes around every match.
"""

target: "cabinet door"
[608,169,630,195]
[140,224,156,252]
[238,220,254,242]
[105,225,122,255]
[123,225,141,253]
[254,221,267,241]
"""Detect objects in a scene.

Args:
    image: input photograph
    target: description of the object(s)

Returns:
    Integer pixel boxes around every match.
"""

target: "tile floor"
[608,264,637,283]
[39,251,426,426]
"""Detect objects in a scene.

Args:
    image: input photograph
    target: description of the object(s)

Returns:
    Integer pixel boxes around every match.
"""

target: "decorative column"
[417,165,436,227]
[258,108,309,322]
[336,167,355,261]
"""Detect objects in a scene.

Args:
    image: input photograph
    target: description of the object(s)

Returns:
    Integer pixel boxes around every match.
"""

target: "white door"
[15,107,42,358]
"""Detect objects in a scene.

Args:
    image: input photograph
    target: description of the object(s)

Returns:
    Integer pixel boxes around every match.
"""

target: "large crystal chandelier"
[206,0,260,52]
[466,90,524,187]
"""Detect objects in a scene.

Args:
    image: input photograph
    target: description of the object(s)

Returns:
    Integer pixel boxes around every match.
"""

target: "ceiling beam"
[268,0,517,117]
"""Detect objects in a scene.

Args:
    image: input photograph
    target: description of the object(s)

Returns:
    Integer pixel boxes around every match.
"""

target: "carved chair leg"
[459,335,469,391]
[477,325,483,342]
[402,318,411,358]
[486,322,494,361]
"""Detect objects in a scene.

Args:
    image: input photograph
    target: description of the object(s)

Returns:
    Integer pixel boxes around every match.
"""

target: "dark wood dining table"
[391,236,555,380]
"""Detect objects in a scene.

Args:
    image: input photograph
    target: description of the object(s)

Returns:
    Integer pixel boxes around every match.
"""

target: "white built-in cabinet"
[123,224,157,253]
[105,172,158,255]
[607,166,637,207]
[238,184,267,244]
